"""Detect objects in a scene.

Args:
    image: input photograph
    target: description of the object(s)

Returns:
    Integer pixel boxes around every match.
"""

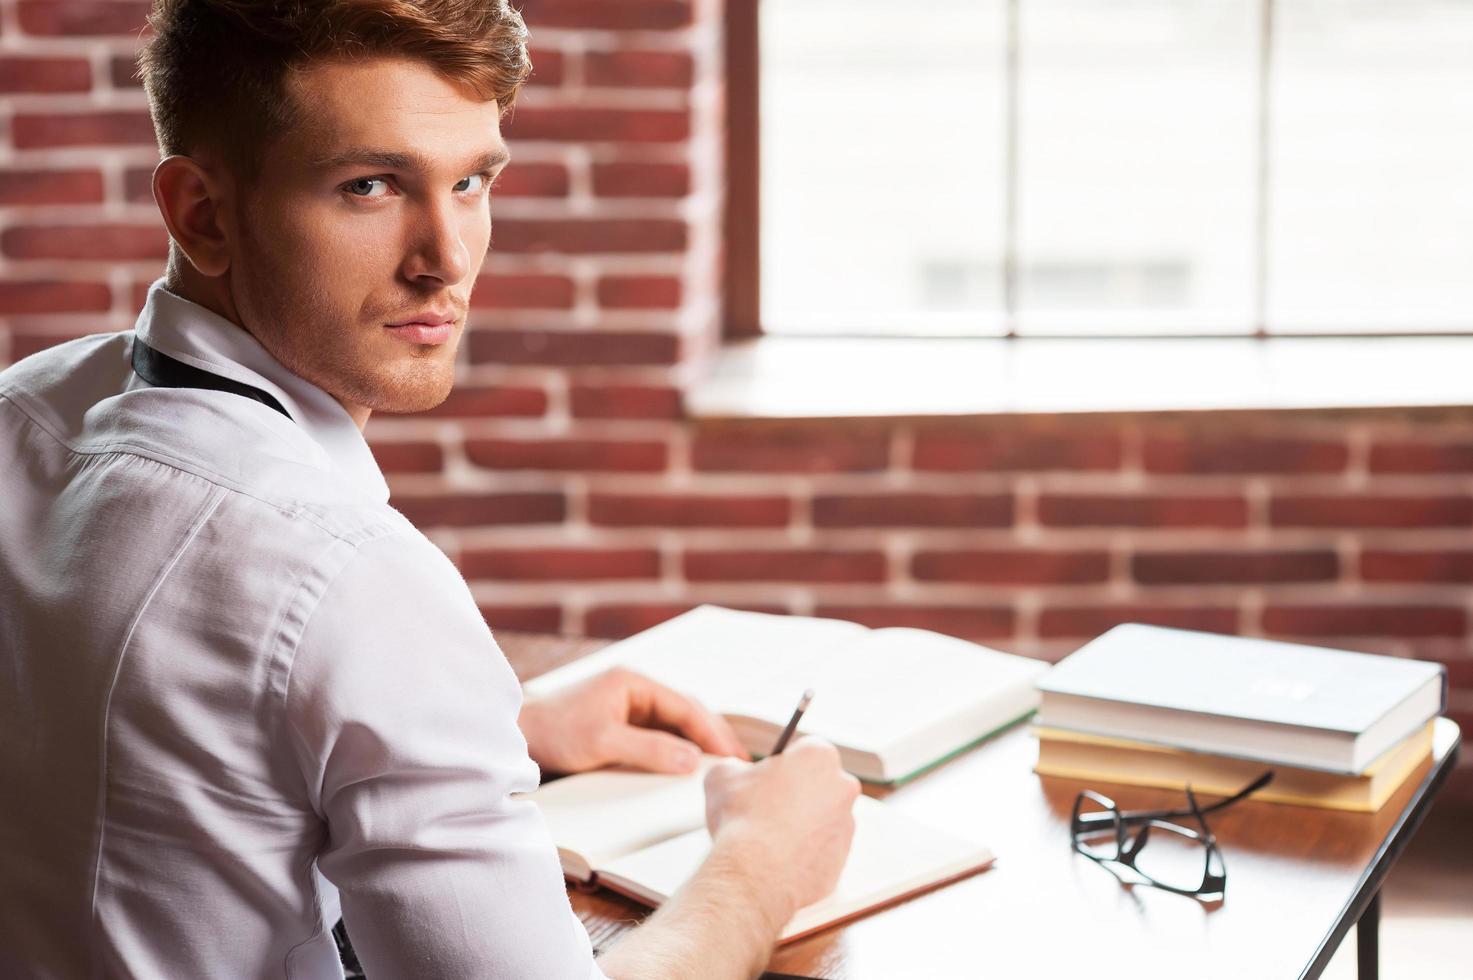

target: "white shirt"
[0,282,606,979]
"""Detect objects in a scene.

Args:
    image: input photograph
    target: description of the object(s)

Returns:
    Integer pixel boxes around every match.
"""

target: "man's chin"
[346,364,457,416]
[363,380,455,415]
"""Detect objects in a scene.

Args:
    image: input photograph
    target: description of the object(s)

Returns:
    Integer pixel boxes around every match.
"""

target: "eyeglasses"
[1069,771,1273,899]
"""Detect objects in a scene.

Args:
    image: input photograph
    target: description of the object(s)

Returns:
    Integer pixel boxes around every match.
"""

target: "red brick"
[1361,551,1473,583]
[912,550,1110,585]
[1441,657,1473,692]
[813,493,1013,528]
[518,0,693,30]
[0,56,90,93]
[130,279,151,312]
[1369,441,1473,473]
[583,602,789,638]
[813,605,1016,640]
[526,47,565,87]
[471,273,576,309]
[912,430,1122,472]
[465,437,667,472]
[2,224,168,261]
[110,54,141,88]
[392,492,565,528]
[502,107,689,143]
[479,604,563,633]
[684,549,886,583]
[1038,493,1248,528]
[1038,606,1239,639]
[1270,495,1473,528]
[491,218,687,254]
[1446,764,1473,804]
[571,384,682,419]
[369,441,443,474]
[589,493,789,528]
[1143,436,1348,474]
[124,166,157,204]
[0,280,111,315]
[12,111,156,148]
[9,331,93,361]
[420,384,547,418]
[1262,605,1467,638]
[693,425,891,473]
[0,169,106,206]
[461,547,661,581]
[1398,652,1473,693]
[596,275,682,310]
[585,50,695,88]
[18,0,150,35]
[469,329,679,367]
[493,162,571,198]
[1132,550,1339,585]
[592,162,690,198]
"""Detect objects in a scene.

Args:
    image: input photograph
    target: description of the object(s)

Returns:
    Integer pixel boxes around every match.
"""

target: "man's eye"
[344,177,389,198]
[455,173,489,193]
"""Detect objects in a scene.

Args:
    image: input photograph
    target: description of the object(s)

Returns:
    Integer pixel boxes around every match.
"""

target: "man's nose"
[403,200,472,286]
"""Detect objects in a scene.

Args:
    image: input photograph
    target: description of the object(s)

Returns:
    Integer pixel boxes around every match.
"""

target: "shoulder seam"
[0,386,399,546]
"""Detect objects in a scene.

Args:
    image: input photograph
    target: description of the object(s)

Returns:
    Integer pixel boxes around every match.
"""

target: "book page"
[521,606,869,723]
[793,629,1049,751]
[522,759,716,868]
[598,795,993,941]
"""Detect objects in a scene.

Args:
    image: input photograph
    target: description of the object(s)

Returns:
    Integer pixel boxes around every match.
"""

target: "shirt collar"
[133,279,390,504]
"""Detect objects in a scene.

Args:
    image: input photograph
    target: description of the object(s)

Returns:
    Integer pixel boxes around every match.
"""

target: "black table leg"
[1356,890,1381,980]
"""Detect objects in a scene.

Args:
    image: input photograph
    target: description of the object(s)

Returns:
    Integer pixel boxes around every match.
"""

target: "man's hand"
[518,667,750,775]
[597,737,860,980]
[704,737,861,924]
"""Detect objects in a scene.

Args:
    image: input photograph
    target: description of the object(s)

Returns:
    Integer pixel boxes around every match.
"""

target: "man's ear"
[152,155,232,278]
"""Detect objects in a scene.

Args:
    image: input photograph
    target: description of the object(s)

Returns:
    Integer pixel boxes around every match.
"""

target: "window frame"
[723,0,1473,342]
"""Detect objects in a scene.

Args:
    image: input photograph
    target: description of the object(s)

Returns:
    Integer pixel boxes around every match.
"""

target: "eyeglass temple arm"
[1078,771,1275,827]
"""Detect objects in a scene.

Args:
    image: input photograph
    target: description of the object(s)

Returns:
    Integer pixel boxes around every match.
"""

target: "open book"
[524,605,1050,783]
[523,758,994,943]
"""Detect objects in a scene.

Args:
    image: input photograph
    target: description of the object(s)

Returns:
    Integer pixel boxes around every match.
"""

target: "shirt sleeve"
[285,529,608,980]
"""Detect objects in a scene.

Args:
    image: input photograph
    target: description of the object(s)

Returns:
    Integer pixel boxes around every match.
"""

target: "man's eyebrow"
[314,146,512,173]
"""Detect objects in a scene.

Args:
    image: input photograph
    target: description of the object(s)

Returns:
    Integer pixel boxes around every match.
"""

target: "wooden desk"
[499,632,1463,980]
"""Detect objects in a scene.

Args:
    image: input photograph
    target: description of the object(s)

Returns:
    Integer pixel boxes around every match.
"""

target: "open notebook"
[523,605,1049,784]
[523,759,994,943]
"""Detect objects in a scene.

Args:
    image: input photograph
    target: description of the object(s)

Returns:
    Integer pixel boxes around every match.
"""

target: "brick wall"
[1,0,1468,798]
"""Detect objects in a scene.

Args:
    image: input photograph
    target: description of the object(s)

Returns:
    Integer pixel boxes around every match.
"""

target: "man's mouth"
[384,312,456,346]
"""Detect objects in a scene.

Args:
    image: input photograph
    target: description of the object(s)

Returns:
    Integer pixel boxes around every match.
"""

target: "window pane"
[761,0,1008,336]
[1015,0,1259,335]
[1268,0,1473,332]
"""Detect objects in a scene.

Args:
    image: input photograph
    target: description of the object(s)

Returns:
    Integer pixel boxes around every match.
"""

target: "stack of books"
[1033,625,1447,812]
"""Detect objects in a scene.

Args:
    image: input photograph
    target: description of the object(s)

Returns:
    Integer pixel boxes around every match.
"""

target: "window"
[739,0,1473,338]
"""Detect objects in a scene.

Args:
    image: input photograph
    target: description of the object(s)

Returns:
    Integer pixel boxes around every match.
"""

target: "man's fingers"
[605,726,701,774]
[708,713,752,761]
[631,676,751,760]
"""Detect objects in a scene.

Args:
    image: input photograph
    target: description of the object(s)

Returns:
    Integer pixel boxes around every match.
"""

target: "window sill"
[685,335,1473,420]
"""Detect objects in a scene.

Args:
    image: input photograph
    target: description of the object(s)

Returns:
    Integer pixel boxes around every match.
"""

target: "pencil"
[770,688,814,756]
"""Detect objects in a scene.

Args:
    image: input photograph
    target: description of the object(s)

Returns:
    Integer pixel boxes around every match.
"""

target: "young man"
[0,1,859,977]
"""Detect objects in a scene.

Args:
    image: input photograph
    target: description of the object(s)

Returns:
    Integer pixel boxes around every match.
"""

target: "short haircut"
[139,0,531,179]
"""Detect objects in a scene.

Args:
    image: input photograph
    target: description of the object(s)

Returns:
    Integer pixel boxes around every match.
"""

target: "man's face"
[226,57,508,417]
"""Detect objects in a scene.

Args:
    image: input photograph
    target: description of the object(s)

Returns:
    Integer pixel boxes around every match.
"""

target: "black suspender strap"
[131,336,293,422]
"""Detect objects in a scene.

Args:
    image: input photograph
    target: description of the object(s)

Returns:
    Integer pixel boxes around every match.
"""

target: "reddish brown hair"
[139,0,531,177]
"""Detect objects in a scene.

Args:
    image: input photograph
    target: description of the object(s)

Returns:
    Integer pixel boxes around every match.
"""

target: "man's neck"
[164,264,373,431]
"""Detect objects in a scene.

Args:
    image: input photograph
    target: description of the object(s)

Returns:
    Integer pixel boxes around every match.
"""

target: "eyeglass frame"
[1068,771,1274,899]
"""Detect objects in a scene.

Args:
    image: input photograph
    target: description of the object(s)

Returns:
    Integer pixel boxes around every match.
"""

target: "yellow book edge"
[1032,721,1435,813]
